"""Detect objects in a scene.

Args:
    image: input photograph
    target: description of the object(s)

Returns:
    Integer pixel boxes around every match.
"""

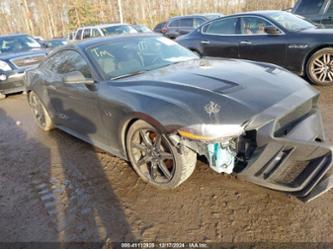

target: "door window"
[294,0,325,15]
[42,50,92,79]
[55,50,92,79]
[168,19,180,28]
[202,18,238,35]
[75,29,83,40]
[180,18,193,27]
[82,29,91,39]
[240,17,278,35]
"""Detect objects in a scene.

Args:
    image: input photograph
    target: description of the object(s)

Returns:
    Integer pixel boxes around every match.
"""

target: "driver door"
[238,16,287,66]
[46,50,105,143]
[199,17,240,58]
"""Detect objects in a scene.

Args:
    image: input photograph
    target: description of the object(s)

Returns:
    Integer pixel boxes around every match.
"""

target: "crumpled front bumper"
[237,87,333,202]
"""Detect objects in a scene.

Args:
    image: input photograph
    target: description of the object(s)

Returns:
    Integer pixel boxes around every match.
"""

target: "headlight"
[0,60,12,71]
[178,124,244,142]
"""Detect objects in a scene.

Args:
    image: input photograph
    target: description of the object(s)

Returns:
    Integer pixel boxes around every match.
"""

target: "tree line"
[0,0,296,39]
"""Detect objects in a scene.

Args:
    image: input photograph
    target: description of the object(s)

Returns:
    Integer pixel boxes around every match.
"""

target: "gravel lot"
[0,86,333,244]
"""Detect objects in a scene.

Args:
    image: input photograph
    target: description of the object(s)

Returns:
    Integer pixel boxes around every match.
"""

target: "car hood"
[110,59,317,128]
[298,27,333,35]
[0,48,47,61]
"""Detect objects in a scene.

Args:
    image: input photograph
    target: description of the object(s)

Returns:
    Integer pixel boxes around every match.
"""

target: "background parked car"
[0,34,47,99]
[131,24,152,33]
[177,11,333,86]
[74,23,137,40]
[292,0,333,28]
[41,38,68,50]
[153,21,167,33]
[162,13,223,39]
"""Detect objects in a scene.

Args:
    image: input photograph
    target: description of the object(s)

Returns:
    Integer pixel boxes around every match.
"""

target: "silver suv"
[74,23,137,40]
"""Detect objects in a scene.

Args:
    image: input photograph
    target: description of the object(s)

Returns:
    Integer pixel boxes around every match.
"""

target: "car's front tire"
[28,91,54,131]
[126,120,197,189]
[307,48,333,86]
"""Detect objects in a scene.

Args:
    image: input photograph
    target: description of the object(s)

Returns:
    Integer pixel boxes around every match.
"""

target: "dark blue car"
[0,34,47,99]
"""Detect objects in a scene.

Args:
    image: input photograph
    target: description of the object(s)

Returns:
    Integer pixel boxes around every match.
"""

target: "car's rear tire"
[126,120,197,189]
[306,48,333,86]
[28,91,54,131]
[0,93,6,100]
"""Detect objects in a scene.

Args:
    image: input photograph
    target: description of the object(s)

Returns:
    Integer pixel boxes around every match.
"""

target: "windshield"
[87,36,198,79]
[265,12,316,32]
[101,25,138,36]
[0,35,41,54]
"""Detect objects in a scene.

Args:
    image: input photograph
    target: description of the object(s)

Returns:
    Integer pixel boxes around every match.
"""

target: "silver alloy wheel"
[29,93,47,128]
[310,52,333,85]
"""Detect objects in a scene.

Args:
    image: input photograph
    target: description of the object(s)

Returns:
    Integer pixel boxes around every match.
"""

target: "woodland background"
[0,0,296,39]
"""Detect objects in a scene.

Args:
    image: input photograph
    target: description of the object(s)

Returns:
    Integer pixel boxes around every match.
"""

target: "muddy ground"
[0,86,333,245]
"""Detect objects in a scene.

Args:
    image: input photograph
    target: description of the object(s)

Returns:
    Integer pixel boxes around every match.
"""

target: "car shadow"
[48,98,136,244]
[0,108,57,241]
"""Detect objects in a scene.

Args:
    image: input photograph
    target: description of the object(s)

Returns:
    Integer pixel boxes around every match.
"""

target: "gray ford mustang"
[25,33,333,202]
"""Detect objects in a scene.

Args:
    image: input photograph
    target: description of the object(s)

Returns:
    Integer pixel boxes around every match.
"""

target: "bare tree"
[0,0,296,39]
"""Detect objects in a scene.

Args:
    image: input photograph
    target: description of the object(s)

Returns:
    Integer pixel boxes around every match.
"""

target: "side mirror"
[63,71,94,85]
[264,26,281,35]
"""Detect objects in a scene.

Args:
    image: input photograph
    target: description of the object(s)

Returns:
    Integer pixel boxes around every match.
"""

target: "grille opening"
[254,148,294,179]
[272,160,309,186]
[234,130,257,173]
[11,55,46,68]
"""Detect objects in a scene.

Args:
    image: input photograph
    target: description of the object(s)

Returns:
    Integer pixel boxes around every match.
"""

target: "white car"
[74,23,138,40]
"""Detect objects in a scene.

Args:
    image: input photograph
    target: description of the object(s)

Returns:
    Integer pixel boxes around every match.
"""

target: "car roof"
[226,10,285,18]
[169,14,217,20]
[77,23,129,30]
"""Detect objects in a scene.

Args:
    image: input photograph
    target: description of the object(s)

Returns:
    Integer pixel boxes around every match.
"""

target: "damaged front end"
[171,88,333,202]
[176,123,245,174]
[178,124,245,174]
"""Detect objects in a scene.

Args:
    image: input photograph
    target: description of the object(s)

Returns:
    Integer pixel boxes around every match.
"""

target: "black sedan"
[0,34,47,99]
[25,34,333,202]
[176,11,333,85]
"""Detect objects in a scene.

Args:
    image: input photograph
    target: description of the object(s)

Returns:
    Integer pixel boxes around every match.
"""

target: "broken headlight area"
[172,124,253,174]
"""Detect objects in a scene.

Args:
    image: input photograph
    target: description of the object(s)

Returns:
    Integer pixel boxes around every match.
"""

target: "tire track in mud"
[29,156,147,241]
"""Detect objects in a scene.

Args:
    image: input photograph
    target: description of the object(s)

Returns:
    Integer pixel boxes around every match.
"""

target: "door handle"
[200,40,210,44]
[240,41,252,45]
